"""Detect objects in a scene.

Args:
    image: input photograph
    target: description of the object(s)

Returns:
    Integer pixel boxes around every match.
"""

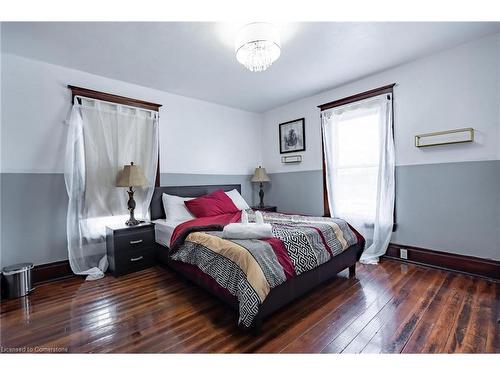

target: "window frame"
[318,83,397,230]
[68,85,163,187]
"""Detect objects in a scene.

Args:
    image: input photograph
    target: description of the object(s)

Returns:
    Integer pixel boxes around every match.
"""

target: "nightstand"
[251,205,277,212]
[106,222,156,277]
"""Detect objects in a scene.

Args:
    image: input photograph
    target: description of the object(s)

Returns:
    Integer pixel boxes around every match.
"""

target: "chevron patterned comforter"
[168,210,360,327]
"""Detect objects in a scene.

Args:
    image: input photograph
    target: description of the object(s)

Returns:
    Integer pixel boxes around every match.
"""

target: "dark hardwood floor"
[1,259,498,353]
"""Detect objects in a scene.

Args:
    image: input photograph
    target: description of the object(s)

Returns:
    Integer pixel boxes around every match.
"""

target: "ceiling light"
[235,23,281,72]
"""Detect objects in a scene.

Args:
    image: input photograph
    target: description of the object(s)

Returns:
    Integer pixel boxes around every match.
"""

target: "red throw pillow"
[184,189,240,218]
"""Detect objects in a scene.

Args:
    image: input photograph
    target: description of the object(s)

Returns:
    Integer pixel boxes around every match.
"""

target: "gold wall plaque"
[415,128,474,148]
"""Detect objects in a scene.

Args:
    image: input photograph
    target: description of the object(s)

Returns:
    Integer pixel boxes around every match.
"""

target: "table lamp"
[251,166,270,208]
[116,162,147,226]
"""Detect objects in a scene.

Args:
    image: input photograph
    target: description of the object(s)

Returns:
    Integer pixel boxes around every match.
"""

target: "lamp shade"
[116,162,147,187]
[251,166,270,183]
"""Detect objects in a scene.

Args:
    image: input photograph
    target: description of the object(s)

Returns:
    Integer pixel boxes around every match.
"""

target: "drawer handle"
[129,239,143,245]
[130,256,144,262]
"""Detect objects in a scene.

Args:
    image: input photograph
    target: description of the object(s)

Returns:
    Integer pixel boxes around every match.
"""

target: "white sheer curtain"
[322,93,395,264]
[65,97,159,280]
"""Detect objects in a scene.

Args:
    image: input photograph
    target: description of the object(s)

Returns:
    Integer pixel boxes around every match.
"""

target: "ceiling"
[2,22,500,112]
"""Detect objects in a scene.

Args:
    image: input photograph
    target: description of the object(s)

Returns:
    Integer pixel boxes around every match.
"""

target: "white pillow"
[225,189,250,210]
[162,193,195,222]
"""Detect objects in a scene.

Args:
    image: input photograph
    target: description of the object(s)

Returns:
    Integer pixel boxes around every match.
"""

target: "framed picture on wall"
[279,118,305,154]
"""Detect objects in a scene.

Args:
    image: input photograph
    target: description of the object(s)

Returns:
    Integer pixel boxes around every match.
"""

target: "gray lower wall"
[264,160,500,261]
[392,160,499,261]
[263,170,324,215]
[1,173,69,268]
[160,173,256,204]
[0,172,257,268]
[1,161,499,268]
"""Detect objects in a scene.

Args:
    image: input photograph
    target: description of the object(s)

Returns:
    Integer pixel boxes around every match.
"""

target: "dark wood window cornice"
[68,85,162,186]
[320,84,396,224]
[318,83,395,112]
[68,85,162,111]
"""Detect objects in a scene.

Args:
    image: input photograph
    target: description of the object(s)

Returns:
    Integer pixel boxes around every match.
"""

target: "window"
[331,109,381,223]
[319,84,395,219]
[319,84,396,264]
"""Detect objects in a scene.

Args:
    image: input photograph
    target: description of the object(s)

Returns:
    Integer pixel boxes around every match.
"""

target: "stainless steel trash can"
[2,263,34,299]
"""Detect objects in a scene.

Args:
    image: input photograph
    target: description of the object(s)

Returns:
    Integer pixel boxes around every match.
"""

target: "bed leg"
[349,264,356,278]
[252,318,262,336]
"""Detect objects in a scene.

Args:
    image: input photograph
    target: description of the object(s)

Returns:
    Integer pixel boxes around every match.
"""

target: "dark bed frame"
[150,184,363,332]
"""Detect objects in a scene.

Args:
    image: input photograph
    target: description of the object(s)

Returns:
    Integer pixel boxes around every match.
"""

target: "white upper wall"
[1,53,263,175]
[262,33,500,173]
[2,32,499,176]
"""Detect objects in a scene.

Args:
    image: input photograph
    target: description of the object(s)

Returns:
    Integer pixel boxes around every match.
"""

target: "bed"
[151,184,365,332]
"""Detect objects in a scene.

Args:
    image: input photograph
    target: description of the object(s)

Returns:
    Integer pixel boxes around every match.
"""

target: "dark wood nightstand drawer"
[115,247,155,276]
[106,222,156,277]
[114,228,154,252]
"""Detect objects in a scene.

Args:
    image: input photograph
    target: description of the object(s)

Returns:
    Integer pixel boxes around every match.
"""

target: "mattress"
[153,219,185,248]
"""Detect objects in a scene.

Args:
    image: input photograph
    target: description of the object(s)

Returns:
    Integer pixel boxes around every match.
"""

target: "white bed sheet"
[153,219,185,248]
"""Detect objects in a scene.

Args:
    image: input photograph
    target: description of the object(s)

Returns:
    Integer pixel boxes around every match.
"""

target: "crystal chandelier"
[235,23,281,72]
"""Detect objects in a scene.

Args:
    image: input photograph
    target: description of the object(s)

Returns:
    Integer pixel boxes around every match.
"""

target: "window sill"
[364,222,398,232]
[322,214,398,232]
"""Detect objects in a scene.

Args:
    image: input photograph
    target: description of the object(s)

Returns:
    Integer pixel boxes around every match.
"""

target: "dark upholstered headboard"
[150,184,241,221]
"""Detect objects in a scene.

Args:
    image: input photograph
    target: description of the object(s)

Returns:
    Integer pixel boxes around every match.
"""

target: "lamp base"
[125,187,140,226]
[259,182,265,208]
[125,218,140,226]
